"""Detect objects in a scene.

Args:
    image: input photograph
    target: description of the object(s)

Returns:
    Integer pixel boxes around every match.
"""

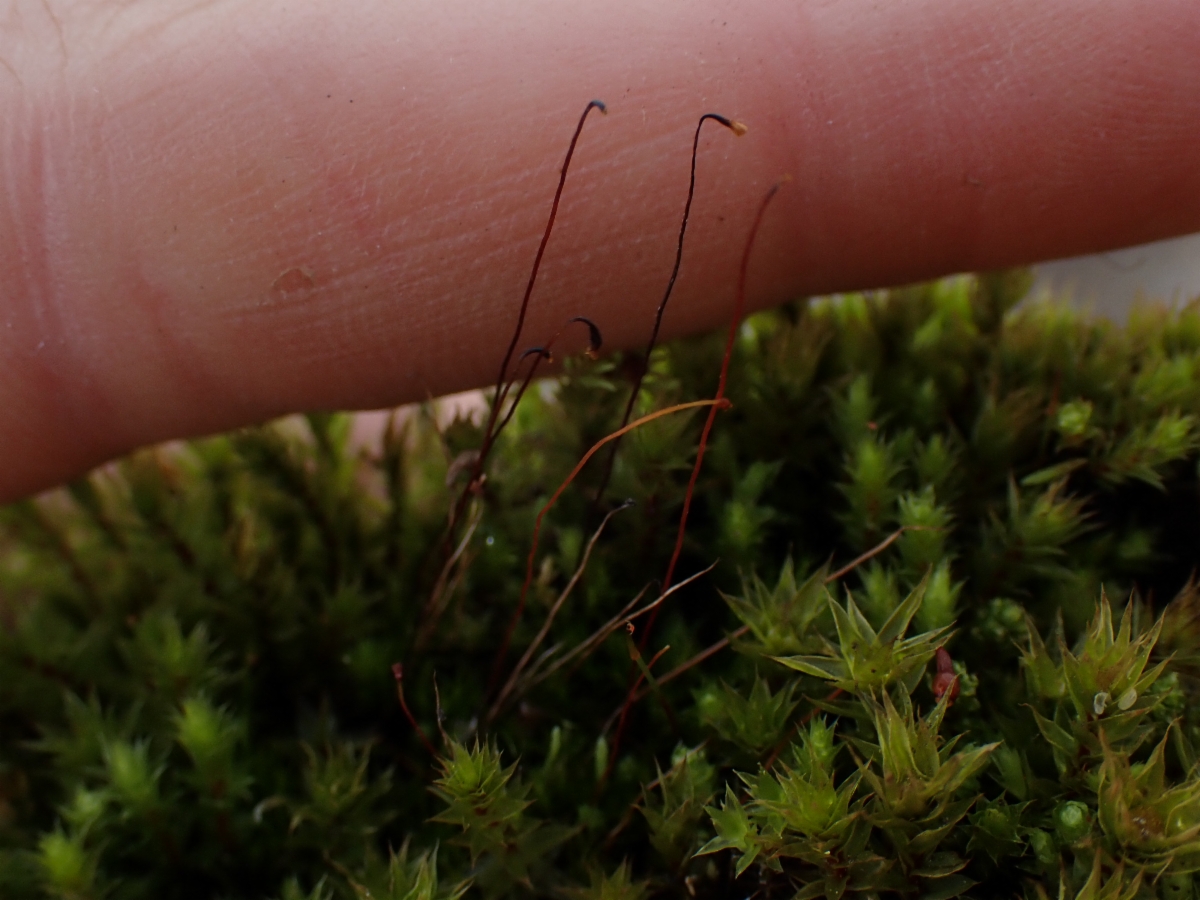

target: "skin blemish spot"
[270,266,317,297]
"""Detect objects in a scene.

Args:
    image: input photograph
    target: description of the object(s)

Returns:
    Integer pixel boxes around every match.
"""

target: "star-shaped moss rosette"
[697,718,880,896]
[720,558,832,658]
[771,574,950,696]
[852,689,998,891]
[1023,596,1171,775]
[1097,733,1200,877]
[431,741,569,893]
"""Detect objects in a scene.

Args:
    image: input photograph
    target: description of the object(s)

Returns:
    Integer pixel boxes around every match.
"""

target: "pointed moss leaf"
[698,787,761,876]
[699,678,799,755]
[774,580,948,695]
[860,692,997,831]
[1096,733,1200,874]
[1029,708,1078,766]
[1021,458,1089,487]
[989,746,1030,801]
[1102,412,1200,489]
[917,872,976,900]
[877,571,930,645]
[567,861,649,900]
[722,561,832,657]
[772,655,850,681]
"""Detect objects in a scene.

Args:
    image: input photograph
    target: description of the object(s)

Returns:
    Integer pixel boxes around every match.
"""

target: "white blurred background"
[1030,232,1200,316]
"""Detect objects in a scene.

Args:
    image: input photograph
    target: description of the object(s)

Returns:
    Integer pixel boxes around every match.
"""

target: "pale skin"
[1,0,1198,503]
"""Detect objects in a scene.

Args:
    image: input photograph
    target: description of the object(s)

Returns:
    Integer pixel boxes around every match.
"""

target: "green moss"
[4,275,1200,898]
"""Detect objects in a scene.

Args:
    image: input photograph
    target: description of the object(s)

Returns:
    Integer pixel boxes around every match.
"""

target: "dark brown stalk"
[625,622,680,734]
[592,113,747,504]
[492,317,602,438]
[660,181,782,597]
[491,347,553,435]
[605,180,783,783]
[486,398,730,691]
[447,100,607,537]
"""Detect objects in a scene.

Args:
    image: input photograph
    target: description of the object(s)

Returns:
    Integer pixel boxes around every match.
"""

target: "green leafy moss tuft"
[5,275,1200,898]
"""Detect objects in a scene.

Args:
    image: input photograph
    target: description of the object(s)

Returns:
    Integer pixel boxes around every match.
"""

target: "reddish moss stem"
[392,663,439,758]
[607,181,783,780]
[661,182,782,596]
[487,398,730,692]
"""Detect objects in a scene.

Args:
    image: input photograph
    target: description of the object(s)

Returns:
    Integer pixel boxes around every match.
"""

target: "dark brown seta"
[659,180,782,596]
[592,113,747,504]
[604,179,784,788]
[570,315,604,358]
[446,99,607,536]
[492,316,605,438]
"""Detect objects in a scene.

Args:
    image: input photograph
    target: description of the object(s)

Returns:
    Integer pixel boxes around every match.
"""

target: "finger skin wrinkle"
[39,0,67,64]
[80,0,229,64]
[0,91,115,488]
[0,55,22,88]
[0,2,65,82]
